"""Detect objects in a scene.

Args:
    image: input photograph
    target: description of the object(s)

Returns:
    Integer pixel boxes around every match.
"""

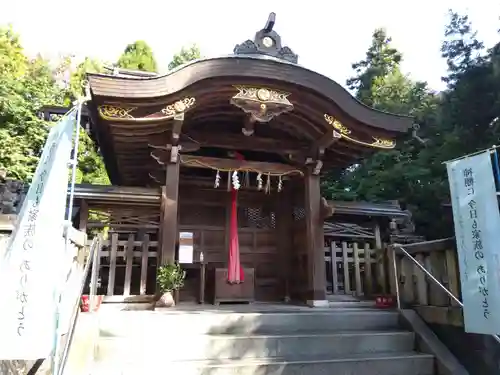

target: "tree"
[168,44,202,70]
[117,40,157,72]
[326,10,500,239]
[0,27,63,180]
[325,27,443,237]
[0,26,110,185]
[346,28,402,105]
[441,10,485,88]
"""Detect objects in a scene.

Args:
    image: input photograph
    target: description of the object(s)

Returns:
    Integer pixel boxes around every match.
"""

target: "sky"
[1,0,499,92]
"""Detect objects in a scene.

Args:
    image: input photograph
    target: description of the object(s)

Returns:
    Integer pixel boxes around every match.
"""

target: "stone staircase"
[91,305,435,375]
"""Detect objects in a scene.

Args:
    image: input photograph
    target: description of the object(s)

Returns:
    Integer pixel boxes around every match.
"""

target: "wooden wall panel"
[178,187,280,302]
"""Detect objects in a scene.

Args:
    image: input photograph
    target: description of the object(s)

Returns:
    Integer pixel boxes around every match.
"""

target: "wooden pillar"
[159,161,180,265]
[276,188,293,302]
[374,222,388,294]
[304,169,327,306]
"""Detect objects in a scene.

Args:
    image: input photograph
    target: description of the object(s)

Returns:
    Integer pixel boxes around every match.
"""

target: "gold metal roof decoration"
[97,97,196,123]
[324,114,396,149]
[231,85,293,123]
[98,105,137,121]
[162,97,196,117]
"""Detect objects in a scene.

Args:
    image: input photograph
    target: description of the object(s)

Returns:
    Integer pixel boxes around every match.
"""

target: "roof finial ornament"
[233,12,298,64]
[263,12,276,33]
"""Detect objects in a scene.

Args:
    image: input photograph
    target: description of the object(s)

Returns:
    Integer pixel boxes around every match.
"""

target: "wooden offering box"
[213,267,255,305]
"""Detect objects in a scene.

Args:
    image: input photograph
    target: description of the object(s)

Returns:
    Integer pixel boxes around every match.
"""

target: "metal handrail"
[57,235,101,375]
[391,244,500,345]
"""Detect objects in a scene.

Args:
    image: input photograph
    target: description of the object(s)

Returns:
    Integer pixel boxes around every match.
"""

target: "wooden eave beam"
[313,129,342,156]
[152,131,309,155]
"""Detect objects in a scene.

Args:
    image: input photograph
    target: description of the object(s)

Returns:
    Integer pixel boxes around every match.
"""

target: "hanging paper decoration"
[256,173,263,190]
[265,173,271,194]
[214,170,221,188]
[232,171,240,190]
[277,176,283,192]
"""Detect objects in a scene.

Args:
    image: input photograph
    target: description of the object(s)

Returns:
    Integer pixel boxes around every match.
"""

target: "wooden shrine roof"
[85,56,413,185]
[83,14,413,186]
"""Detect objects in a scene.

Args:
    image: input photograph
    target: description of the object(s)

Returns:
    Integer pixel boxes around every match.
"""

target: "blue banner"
[0,108,76,359]
[447,151,500,335]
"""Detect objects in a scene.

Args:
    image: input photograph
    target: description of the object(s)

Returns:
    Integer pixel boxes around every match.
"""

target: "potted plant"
[156,262,186,308]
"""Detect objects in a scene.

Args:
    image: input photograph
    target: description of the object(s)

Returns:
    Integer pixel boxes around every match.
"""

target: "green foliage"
[0,27,63,180]
[117,40,157,72]
[325,10,500,239]
[0,26,109,185]
[346,28,402,105]
[157,263,186,292]
[168,44,202,70]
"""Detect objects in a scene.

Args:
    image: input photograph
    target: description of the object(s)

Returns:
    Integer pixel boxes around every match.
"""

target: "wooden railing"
[324,222,387,297]
[89,232,159,302]
[387,238,463,326]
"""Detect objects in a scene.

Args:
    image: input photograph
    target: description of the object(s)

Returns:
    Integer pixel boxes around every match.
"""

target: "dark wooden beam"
[304,168,327,304]
[313,129,342,156]
[151,131,309,155]
[276,188,293,302]
[78,199,89,232]
[171,113,184,146]
[159,162,180,265]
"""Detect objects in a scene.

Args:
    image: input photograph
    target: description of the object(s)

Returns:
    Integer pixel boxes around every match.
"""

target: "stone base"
[307,299,329,308]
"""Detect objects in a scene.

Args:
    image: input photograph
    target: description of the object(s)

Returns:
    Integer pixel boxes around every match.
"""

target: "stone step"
[328,300,377,308]
[92,352,435,375]
[96,330,415,361]
[98,309,400,337]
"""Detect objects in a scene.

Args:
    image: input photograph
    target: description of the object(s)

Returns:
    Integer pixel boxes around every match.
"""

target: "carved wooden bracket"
[231,86,293,123]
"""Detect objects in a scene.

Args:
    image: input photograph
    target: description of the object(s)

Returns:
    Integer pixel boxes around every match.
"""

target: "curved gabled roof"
[88,54,412,133]
[85,13,414,185]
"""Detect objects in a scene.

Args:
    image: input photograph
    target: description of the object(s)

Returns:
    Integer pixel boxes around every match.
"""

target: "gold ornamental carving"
[231,85,293,123]
[98,105,137,121]
[161,97,196,117]
[98,97,196,123]
[324,114,396,149]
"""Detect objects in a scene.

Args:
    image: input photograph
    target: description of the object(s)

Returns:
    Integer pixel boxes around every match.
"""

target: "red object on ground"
[375,295,395,308]
[80,295,103,312]
[227,152,244,284]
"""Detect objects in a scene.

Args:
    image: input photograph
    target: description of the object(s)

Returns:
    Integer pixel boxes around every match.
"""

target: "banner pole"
[51,99,83,375]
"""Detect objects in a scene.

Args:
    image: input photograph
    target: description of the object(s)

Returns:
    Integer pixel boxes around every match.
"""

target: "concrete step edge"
[95,352,434,367]
[97,330,414,341]
[97,309,398,317]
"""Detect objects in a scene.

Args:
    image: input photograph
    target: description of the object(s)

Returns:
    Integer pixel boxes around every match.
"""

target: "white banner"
[0,109,76,359]
[447,151,500,335]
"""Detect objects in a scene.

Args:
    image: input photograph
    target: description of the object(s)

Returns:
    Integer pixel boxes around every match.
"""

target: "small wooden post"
[331,242,339,294]
[445,248,460,306]
[364,243,373,295]
[374,222,388,294]
[353,243,362,296]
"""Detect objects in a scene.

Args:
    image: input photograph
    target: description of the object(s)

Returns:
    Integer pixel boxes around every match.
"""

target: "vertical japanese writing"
[464,167,490,320]
[451,167,469,279]
[15,142,57,336]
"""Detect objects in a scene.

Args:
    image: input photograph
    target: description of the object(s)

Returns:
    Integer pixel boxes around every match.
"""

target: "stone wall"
[0,178,26,215]
[430,324,500,375]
